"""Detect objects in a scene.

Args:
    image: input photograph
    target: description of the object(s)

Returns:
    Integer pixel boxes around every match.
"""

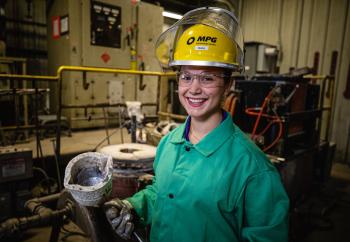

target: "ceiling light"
[162,11,183,20]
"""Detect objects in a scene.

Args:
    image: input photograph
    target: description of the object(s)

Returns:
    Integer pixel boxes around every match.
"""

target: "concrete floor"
[14,127,132,158]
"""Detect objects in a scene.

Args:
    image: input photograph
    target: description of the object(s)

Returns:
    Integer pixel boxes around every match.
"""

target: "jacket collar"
[169,112,235,157]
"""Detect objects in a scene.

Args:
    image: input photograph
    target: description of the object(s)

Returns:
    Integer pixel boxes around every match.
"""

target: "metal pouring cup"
[64,152,113,207]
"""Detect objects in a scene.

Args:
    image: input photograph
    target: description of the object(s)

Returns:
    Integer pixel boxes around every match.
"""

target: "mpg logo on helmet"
[187,37,196,45]
[187,36,217,45]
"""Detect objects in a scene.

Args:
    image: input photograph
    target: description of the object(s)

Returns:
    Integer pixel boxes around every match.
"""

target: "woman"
[105,7,289,242]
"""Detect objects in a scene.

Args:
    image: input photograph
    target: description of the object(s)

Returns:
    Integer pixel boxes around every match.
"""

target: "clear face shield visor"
[155,7,244,72]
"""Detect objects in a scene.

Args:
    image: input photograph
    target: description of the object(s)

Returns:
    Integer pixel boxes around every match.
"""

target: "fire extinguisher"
[130,46,137,70]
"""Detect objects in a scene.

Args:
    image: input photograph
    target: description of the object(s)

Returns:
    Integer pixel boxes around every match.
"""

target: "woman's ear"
[224,78,234,96]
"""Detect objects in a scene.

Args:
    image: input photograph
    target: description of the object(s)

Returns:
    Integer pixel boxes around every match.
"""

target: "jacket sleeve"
[126,175,158,225]
[240,170,290,242]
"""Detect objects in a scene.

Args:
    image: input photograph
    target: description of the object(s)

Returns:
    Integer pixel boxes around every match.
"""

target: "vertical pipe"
[102,107,110,145]
[345,121,350,163]
[305,0,315,66]
[156,75,161,114]
[277,0,284,64]
[329,0,350,140]
[55,70,63,188]
[131,115,136,143]
[318,77,327,142]
[295,0,304,68]
[23,61,29,140]
[312,52,320,75]
[319,0,332,74]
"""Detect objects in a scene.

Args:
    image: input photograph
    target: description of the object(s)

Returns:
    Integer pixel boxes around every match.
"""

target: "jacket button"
[168,193,174,199]
[185,146,190,151]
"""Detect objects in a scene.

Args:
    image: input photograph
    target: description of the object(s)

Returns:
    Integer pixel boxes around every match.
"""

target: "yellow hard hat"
[155,7,244,72]
[172,24,239,68]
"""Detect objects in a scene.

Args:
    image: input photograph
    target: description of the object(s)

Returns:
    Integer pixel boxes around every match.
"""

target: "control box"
[0,147,33,183]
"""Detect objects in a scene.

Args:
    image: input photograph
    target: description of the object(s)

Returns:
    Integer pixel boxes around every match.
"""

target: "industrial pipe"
[0,193,74,239]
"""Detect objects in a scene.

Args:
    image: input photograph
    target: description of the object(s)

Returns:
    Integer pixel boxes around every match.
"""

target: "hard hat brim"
[169,60,241,71]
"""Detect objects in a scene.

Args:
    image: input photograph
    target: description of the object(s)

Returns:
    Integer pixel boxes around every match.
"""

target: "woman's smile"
[186,97,208,107]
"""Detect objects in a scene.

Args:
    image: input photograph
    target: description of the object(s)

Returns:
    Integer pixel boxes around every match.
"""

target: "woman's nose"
[189,77,202,93]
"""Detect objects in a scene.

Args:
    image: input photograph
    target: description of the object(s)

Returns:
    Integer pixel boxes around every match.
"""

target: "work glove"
[104,198,134,240]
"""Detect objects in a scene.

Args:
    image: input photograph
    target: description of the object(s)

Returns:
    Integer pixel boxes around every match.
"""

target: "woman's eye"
[181,75,192,81]
[202,76,214,82]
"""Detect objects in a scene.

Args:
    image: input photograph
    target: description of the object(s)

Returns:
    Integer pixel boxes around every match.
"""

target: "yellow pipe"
[0,66,176,81]
[0,56,27,63]
[303,74,328,80]
[0,73,58,81]
[56,65,176,77]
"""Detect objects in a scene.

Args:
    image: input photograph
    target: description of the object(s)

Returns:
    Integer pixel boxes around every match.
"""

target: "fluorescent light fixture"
[162,11,183,20]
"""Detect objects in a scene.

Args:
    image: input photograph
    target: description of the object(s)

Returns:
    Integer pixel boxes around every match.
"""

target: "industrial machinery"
[244,41,279,77]
[0,146,154,242]
[233,77,320,156]
[47,0,164,129]
[0,57,30,143]
[0,147,33,221]
[229,74,334,206]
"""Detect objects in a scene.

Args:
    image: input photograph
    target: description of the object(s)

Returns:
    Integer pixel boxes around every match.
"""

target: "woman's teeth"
[187,97,206,105]
[189,98,204,103]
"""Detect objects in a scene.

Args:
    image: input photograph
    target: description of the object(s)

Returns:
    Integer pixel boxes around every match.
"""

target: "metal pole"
[55,72,63,188]
[22,60,29,140]
[102,107,110,145]
[131,115,137,143]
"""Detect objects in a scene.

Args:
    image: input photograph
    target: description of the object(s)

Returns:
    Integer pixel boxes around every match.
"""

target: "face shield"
[155,7,244,72]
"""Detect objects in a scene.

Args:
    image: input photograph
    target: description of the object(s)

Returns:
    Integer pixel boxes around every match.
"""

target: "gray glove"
[104,198,134,240]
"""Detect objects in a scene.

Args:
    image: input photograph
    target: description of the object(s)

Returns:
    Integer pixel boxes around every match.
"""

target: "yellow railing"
[0,65,176,161]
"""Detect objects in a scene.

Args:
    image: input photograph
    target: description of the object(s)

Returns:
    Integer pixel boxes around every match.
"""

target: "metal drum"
[98,143,156,199]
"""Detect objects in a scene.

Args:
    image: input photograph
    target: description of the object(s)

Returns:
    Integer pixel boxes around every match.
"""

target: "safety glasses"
[176,71,229,88]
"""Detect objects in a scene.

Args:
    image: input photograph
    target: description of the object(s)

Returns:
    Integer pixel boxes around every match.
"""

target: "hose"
[245,107,283,152]
[250,87,276,139]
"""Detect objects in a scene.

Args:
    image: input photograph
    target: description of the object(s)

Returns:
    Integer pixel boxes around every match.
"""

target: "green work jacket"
[127,114,289,242]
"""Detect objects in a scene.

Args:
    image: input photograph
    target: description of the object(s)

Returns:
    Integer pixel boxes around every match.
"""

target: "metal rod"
[23,61,28,140]
[131,115,137,143]
[51,139,62,191]
[133,231,145,242]
[119,107,124,144]
[25,192,62,207]
[318,76,327,142]
[102,107,110,145]
[0,124,59,131]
